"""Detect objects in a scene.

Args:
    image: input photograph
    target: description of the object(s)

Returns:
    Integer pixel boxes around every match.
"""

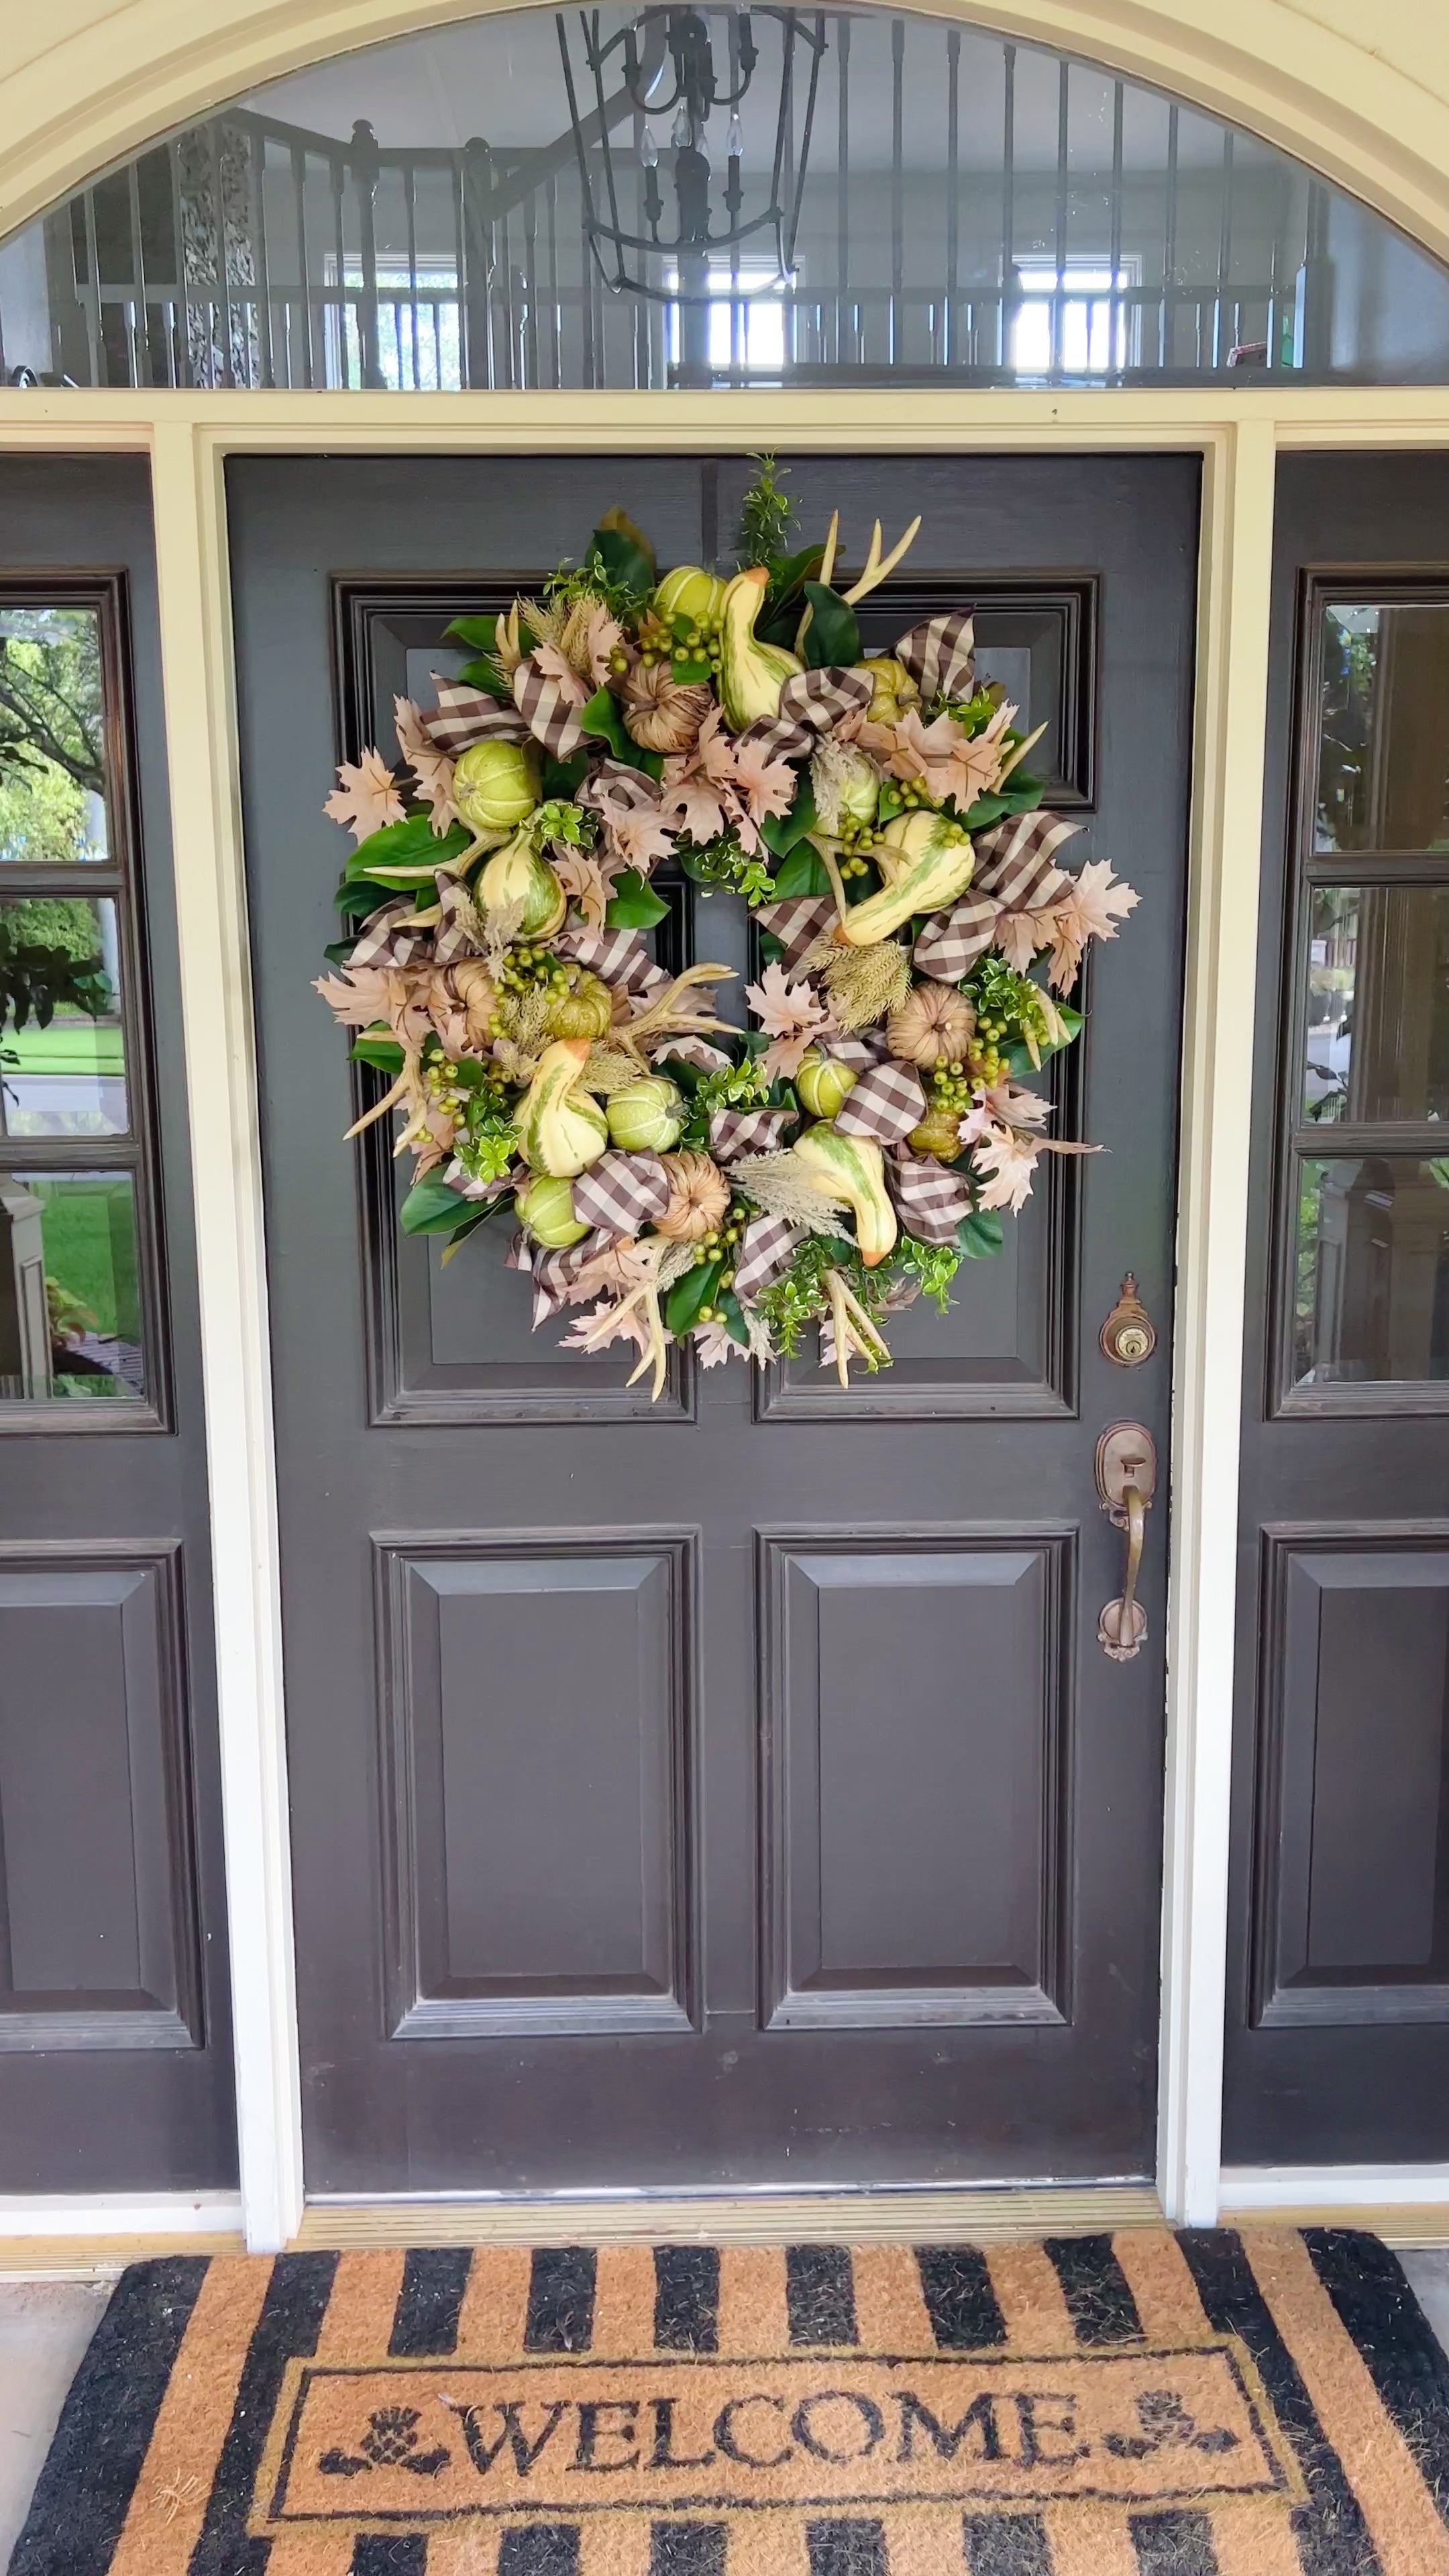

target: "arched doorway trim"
[3,0,1449,273]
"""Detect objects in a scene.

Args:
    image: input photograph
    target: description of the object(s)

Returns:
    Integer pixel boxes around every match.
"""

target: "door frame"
[3,385,1448,2251]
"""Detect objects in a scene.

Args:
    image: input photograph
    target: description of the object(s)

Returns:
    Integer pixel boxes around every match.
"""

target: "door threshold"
[293,2182,1162,2249]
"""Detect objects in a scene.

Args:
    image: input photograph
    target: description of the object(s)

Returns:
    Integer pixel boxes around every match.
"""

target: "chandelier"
[557,7,826,306]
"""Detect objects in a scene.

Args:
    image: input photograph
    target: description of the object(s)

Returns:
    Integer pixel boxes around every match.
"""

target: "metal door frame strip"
[0,384,1444,2251]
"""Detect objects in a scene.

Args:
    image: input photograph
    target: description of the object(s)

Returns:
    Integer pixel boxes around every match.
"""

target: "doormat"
[12,2231,1449,2575]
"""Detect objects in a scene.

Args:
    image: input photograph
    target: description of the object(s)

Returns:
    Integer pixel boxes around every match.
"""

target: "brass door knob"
[1099,1273,1156,1366]
[1095,1421,1157,1662]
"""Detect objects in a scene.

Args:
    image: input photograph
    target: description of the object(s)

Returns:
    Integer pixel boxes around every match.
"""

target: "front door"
[230,451,1196,2196]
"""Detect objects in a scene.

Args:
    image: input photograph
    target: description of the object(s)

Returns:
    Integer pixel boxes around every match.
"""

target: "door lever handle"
[1095,1422,1157,1663]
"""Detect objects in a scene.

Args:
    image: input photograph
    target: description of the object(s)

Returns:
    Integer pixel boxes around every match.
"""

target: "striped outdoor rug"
[11,2231,1449,2574]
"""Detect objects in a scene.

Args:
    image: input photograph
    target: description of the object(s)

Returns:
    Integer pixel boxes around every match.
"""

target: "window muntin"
[1278,580,1449,1409]
[0,584,162,1422]
[5,6,1449,390]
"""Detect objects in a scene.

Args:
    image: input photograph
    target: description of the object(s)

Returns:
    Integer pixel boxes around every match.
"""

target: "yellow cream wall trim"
[3,0,1449,271]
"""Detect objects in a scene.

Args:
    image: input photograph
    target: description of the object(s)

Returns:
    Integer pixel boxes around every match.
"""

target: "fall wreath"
[317,460,1138,1391]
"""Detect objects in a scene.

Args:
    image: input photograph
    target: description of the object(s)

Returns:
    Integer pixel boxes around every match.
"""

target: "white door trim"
[1,385,1444,2248]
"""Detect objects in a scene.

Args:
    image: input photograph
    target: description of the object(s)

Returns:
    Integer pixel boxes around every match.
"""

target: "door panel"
[230,450,1197,2192]
[1227,452,1449,2162]
[0,458,233,2188]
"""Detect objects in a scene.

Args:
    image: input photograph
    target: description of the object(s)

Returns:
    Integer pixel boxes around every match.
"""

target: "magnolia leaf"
[596,507,657,579]
[718,1287,751,1346]
[350,1034,405,1073]
[769,841,830,898]
[762,775,818,857]
[590,523,654,601]
[444,614,498,651]
[604,869,670,929]
[455,653,510,701]
[578,686,633,761]
[346,813,470,879]
[798,583,861,670]
[957,1210,1005,1259]
[399,1174,478,1236]
[665,1256,722,1336]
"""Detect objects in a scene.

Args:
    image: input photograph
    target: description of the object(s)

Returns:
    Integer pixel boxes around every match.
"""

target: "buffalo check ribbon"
[554,921,662,998]
[740,665,873,765]
[572,1151,671,1236]
[833,1056,927,1148]
[431,873,489,965]
[423,674,531,754]
[894,610,977,703]
[709,1107,798,1161]
[508,1230,614,1322]
[513,655,588,758]
[889,1146,974,1244]
[447,1163,517,1206]
[733,1212,803,1303]
[755,894,835,973]
[345,897,433,971]
[819,1031,889,1071]
[913,809,1083,980]
[578,759,663,816]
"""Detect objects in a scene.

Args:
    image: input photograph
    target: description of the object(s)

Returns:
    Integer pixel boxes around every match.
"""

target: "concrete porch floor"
[1,2251,1448,2563]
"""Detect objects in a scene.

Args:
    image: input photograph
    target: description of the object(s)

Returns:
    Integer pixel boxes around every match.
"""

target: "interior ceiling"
[244,7,1282,176]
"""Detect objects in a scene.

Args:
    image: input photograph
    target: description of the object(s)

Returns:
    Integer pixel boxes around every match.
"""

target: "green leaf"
[998,771,1047,813]
[957,1210,1005,1259]
[345,813,470,879]
[596,506,657,578]
[439,1198,511,1263]
[762,775,818,857]
[590,524,655,602]
[335,880,395,914]
[1004,1000,1081,1078]
[399,1174,480,1238]
[757,929,786,965]
[455,653,509,701]
[350,1034,405,1073]
[798,583,861,670]
[665,1256,721,1337]
[605,869,669,929]
[445,614,499,652]
[718,1288,750,1346]
[770,841,830,898]
[578,686,632,761]
[670,656,712,685]
[767,541,825,604]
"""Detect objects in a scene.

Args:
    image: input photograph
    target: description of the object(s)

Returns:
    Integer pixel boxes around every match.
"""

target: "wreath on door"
[317,460,1138,1391]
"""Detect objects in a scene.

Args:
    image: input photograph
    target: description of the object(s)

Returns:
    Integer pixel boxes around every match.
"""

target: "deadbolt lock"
[1099,1273,1157,1367]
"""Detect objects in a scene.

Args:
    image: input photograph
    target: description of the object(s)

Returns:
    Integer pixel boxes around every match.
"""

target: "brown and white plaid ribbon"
[554,921,662,999]
[710,1108,798,1161]
[739,665,873,765]
[447,1163,517,1206]
[578,759,663,817]
[432,872,488,965]
[508,1228,613,1322]
[894,611,977,704]
[572,1151,670,1236]
[912,810,1083,981]
[513,656,587,759]
[889,1148,973,1244]
[423,674,531,754]
[345,896,433,971]
[819,1030,889,1072]
[755,894,835,973]
[733,1212,803,1303]
[833,1057,927,1149]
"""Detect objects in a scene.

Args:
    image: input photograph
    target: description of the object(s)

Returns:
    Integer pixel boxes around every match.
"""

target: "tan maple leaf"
[323,747,405,842]
[594,790,676,873]
[525,641,592,709]
[745,959,832,1080]
[573,1238,657,1300]
[663,775,734,845]
[313,964,399,1028]
[1046,859,1140,993]
[971,1122,1042,1213]
[561,1295,649,1353]
[693,1318,745,1367]
[393,696,458,833]
[994,905,1057,975]
[729,736,798,844]
[553,846,621,932]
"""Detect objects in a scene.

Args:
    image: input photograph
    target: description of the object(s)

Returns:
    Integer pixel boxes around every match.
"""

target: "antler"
[842,515,922,606]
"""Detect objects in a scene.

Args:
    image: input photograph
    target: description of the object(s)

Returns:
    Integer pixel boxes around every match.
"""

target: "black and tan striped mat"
[12,2231,1449,2575]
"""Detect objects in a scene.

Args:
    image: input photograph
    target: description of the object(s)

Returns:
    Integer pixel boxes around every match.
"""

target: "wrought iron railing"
[13,15,1327,390]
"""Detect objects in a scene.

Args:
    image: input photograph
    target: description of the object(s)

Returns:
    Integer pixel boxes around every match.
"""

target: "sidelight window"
[0,589,163,1417]
[1280,584,1449,1404]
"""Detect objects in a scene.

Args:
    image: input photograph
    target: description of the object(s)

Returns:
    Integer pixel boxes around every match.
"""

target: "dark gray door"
[1226,451,1449,2164]
[230,451,1197,2194]
[0,457,234,2190]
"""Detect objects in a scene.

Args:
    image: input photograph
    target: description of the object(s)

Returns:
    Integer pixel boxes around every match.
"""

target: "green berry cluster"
[488,945,570,1037]
[690,1197,751,1323]
[927,1059,975,1117]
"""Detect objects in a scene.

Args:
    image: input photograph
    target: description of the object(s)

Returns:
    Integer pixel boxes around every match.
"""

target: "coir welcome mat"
[12,2231,1449,2575]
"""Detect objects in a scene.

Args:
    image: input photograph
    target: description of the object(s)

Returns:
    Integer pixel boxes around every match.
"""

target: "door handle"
[1095,1421,1157,1663]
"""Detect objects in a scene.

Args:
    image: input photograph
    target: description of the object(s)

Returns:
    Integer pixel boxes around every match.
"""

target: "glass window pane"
[0,895,127,1137]
[1316,600,1449,853]
[1292,1154,1449,1386]
[0,1170,144,1403]
[0,607,109,865]
[1303,884,1449,1124]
